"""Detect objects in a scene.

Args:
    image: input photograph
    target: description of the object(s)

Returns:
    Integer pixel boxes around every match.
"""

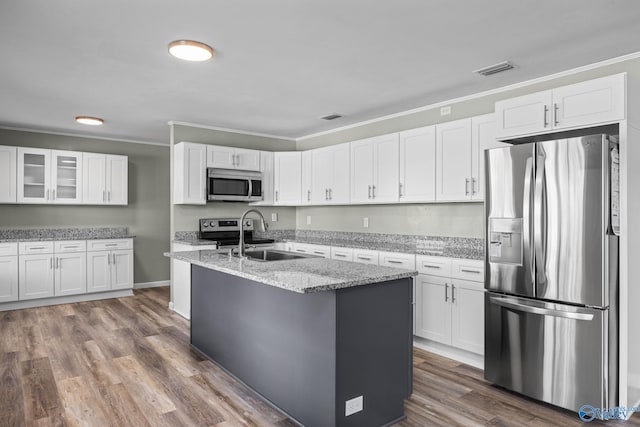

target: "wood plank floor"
[0,286,637,427]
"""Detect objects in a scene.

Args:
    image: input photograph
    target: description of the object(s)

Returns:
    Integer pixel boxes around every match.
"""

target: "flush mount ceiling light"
[75,116,104,126]
[168,40,214,61]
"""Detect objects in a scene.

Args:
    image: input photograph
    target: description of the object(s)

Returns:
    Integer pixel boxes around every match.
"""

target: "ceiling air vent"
[321,114,343,121]
[473,61,515,76]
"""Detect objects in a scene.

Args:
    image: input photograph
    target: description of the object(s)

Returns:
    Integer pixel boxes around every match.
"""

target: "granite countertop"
[165,250,417,294]
[0,227,135,243]
[173,238,219,246]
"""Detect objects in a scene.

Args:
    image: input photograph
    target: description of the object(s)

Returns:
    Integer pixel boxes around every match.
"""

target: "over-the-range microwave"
[206,168,263,202]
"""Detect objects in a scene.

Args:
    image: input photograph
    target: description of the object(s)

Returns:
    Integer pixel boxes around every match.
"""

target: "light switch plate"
[363,217,369,228]
[440,106,451,116]
[345,395,363,416]
[307,215,311,225]
[271,213,278,222]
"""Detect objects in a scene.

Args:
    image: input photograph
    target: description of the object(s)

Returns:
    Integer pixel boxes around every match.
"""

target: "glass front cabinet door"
[17,148,83,204]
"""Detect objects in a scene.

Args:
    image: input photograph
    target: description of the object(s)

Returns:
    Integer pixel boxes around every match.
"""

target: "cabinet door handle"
[329,188,332,200]
[52,189,56,200]
[452,284,456,303]
[372,185,376,198]
[307,190,311,201]
[103,191,106,202]
[465,178,470,195]
[56,257,60,269]
[108,191,111,202]
[275,190,279,202]
[445,283,449,302]
[46,189,50,201]
[399,183,403,197]
[368,185,372,199]
[553,103,559,126]
[50,257,53,269]
[543,104,549,127]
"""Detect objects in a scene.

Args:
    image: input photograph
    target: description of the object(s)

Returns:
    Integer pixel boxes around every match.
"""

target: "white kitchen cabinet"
[291,243,330,258]
[54,252,87,296]
[399,126,436,202]
[495,73,625,140]
[273,152,301,205]
[415,274,451,344]
[19,253,55,300]
[206,145,260,171]
[82,153,128,205]
[330,247,354,262]
[301,150,313,205]
[251,151,274,205]
[87,239,133,292]
[435,119,472,201]
[0,146,17,203]
[379,251,416,270]
[352,248,379,265]
[173,142,207,205]
[471,114,509,200]
[415,255,485,355]
[0,243,18,303]
[351,134,399,204]
[172,241,218,319]
[450,278,484,354]
[17,148,84,204]
[311,143,350,204]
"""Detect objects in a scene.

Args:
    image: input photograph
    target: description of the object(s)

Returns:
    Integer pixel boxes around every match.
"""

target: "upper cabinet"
[206,145,260,171]
[0,146,17,203]
[174,142,207,205]
[82,153,128,205]
[311,143,350,204]
[399,126,436,202]
[495,73,625,140]
[351,134,399,204]
[301,151,313,205]
[273,152,302,205]
[17,148,83,204]
[435,115,505,202]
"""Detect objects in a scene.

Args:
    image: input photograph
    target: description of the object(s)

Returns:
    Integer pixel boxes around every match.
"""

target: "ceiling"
[1,1,639,145]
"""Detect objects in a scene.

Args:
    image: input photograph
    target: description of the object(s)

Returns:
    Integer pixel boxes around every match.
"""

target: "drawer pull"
[387,260,403,264]
[313,251,325,255]
[29,246,47,250]
[335,253,347,257]
[461,269,481,274]
[105,244,119,247]
[63,245,80,248]
[424,265,441,269]
[357,256,372,260]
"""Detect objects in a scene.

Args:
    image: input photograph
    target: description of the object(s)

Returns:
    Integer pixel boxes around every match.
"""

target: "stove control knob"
[202,222,209,228]
[209,221,216,227]
[245,220,252,227]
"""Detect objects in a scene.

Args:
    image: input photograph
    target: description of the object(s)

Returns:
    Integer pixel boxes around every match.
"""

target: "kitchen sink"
[234,249,319,262]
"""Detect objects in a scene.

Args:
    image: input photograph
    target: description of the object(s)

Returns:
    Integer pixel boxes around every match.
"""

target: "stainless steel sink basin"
[235,249,318,262]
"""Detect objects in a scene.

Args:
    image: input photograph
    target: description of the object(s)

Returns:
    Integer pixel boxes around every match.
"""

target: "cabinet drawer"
[0,242,18,257]
[379,251,416,270]
[19,241,54,255]
[291,243,330,258]
[87,239,133,252]
[451,259,484,282]
[416,255,452,277]
[352,249,379,265]
[54,240,87,253]
[330,247,354,262]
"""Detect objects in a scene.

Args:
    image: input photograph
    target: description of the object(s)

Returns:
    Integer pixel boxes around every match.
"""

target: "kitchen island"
[165,249,417,427]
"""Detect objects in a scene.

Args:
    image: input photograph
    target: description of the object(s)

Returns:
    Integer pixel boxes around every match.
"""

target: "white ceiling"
[1,0,639,144]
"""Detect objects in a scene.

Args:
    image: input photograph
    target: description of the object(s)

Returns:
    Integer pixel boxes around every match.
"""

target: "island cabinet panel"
[190,265,412,427]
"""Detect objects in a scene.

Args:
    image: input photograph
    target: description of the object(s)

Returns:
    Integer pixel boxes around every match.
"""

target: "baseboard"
[134,280,170,289]
[413,336,484,369]
[0,290,134,312]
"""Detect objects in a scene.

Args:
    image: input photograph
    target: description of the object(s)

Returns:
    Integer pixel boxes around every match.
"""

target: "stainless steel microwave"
[206,168,263,202]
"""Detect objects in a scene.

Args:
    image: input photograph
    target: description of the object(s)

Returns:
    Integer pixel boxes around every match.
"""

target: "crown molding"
[0,125,169,147]
[168,120,296,142]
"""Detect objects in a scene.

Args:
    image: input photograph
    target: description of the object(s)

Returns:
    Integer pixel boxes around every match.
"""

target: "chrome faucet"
[238,209,268,258]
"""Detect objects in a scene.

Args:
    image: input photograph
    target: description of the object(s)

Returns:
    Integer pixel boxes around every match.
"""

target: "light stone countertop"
[165,249,417,294]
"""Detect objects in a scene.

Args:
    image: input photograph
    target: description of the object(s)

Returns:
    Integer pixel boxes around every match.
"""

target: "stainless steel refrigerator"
[484,133,620,413]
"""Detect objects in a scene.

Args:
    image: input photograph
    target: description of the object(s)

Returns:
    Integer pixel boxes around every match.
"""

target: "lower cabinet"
[0,243,19,303]
[87,249,133,292]
[55,252,87,296]
[415,255,484,355]
[19,253,55,300]
[291,243,331,258]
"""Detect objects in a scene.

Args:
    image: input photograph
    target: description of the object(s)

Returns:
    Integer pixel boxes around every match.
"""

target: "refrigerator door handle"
[523,157,535,285]
[489,296,594,321]
[534,153,547,285]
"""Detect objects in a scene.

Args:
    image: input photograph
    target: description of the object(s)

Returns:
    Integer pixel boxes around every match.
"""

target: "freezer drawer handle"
[489,296,594,321]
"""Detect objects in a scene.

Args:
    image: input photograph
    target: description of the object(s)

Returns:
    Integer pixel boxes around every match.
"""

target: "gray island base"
[191,264,413,427]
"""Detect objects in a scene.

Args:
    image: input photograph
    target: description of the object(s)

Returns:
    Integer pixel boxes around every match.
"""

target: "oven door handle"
[489,296,594,321]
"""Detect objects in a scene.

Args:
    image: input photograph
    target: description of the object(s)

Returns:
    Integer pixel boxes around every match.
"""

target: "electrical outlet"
[271,213,278,222]
[440,105,451,116]
[363,217,369,228]
[345,395,363,416]
[306,215,311,225]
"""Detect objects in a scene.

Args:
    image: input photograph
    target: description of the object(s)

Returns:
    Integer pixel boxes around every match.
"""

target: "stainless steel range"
[199,218,274,247]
